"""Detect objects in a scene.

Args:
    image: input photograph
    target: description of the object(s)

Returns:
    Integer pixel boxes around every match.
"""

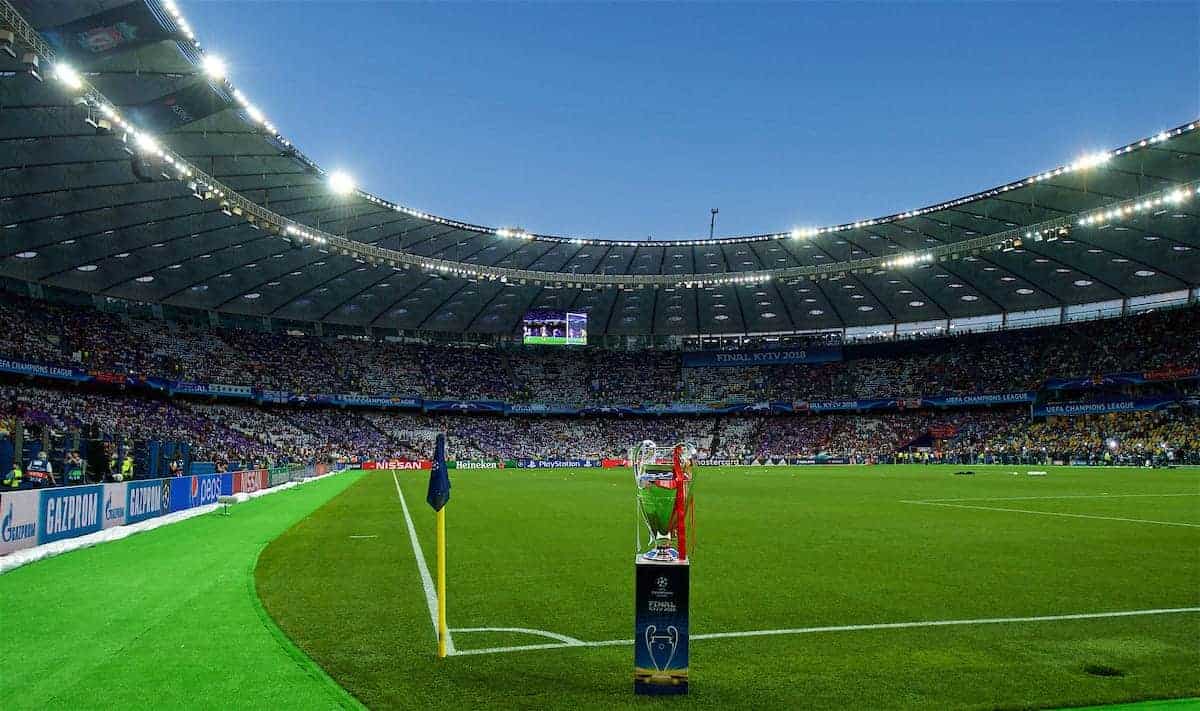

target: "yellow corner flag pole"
[436,506,448,658]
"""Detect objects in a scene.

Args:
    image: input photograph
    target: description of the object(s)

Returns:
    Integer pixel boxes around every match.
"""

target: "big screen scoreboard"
[523,310,587,345]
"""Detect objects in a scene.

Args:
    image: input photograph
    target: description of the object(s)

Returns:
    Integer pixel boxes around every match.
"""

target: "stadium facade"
[1,0,1198,348]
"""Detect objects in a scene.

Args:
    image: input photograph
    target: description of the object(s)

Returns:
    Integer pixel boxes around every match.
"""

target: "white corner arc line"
[451,627,586,645]
[393,471,456,654]
[903,500,1200,528]
[448,607,1200,657]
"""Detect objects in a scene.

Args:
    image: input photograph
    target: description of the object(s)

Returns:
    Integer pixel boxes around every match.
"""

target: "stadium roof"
[2,0,1198,338]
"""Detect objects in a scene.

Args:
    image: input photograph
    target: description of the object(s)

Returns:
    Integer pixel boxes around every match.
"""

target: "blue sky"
[185,1,1199,240]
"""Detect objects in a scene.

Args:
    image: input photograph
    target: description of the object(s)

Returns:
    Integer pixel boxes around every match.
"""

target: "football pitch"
[2,465,1198,710]
[259,465,1199,710]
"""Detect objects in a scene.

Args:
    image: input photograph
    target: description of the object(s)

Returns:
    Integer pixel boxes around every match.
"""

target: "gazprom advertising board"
[102,483,128,529]
[38,485,104,544]
[126,479,171,524]
[0,490,40,555]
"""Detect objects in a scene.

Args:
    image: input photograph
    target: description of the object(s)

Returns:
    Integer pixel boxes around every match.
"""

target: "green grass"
[255,465,1200,710]
[2,465,1197,710]
[0,471,367,710]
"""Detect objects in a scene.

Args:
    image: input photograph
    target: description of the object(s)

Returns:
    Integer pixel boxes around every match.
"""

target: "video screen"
[523,310,587,346]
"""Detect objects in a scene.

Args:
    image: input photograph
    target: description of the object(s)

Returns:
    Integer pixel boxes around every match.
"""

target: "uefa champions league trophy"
[633,440,695,562]
[632,440,694,695]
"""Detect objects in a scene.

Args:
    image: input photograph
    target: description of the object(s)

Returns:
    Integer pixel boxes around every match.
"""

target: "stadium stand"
[0,292,1196,476]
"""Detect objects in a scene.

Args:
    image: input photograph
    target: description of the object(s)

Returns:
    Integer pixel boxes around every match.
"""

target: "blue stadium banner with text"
[634,562,689,695]
[681,346,842,368]
[170,474,224,512]
[925,392,1037,407]
[126,479,171,524]
[1034,396,1179,417]
[38,485,104,544]
[0,357,91,383]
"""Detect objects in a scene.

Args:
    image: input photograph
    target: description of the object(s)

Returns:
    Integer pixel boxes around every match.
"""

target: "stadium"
[1,2,1197,709]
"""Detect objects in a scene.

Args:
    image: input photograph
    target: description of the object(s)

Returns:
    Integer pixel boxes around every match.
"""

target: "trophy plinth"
[632,440,694,695]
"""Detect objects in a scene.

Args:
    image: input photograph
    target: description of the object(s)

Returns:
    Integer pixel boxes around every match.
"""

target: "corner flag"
[427,432,451,658]
[426,433,451,511]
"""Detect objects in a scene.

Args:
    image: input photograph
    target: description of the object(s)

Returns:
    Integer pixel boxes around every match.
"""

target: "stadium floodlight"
[202,54,227,80]
[328,171,356,195]
[54,63,83,90]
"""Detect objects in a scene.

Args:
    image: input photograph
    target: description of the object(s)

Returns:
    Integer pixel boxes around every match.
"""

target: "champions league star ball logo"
[656,576,669,590]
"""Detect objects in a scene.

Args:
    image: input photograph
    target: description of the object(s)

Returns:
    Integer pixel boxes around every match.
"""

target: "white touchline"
[903,500,1200,528]
[919,493,1200,503]
[392,471,456,654]
[448,607,1200,657]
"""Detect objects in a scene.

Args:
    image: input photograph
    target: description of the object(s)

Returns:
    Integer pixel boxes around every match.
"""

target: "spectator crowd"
[0,291,1197,486]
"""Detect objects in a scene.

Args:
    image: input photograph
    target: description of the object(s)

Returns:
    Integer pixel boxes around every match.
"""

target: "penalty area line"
[902,499,1200,528]
[448,606,1200,657]
[392,471,456,654]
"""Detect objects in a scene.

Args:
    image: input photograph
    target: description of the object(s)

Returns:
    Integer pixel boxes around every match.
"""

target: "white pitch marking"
[903,500,1200,528]
[392,471,456,654]
[448,607,1200,657]
[348,535,378,539]
[918,493,1200,503]
[452,627,586,645]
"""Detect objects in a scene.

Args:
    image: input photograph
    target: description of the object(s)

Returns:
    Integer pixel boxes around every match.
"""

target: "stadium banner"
[639,403,718,415]
[506,403,581,415]
[169,474,224,512]
[1043,367,1200,391]
[516,459,599,468]
[367,460,432,471]
[602,458,629,468]
[1034,396,1179,417]
[925,392,1036,407]
[268,467,296,487]
[0,357,91,382]
[101,482,128,529]
[634,561,689,695]
[423,400,508,413]
[125,81,233,133]
[39,1,173,61]
[447,461,505,470]
[807,398,924,412]
[0,489,41,555]
[724,401,795,414]
[787,457,850,465]
[88,370,138,386]
[233,469,269,494]
[319,395,422,409]
[695,458,749,466]
[257,389,295,404]
[38,485,104,544]
[126,479,171,524]
[681,345,842,368]
[579,405,641,416]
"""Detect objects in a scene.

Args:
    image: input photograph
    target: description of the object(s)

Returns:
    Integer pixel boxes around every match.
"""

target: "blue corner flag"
[426,433,451,511]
